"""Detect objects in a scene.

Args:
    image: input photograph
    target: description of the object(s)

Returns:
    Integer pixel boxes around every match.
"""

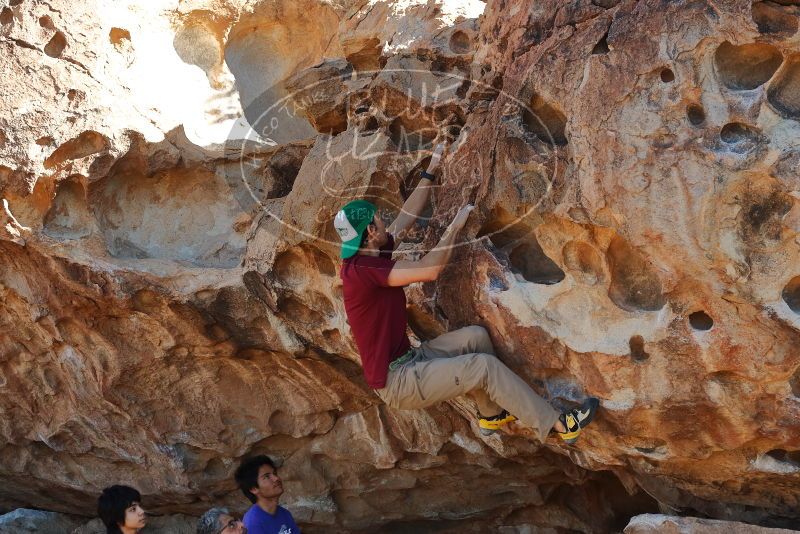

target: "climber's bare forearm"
[389,177,433,239]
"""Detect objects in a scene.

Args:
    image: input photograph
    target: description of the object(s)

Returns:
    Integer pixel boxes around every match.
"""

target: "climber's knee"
[464,325,493,352]
[462,325,486,339]
[472,352,497,374]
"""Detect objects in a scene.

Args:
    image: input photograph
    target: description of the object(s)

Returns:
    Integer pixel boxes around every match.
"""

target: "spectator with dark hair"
[97,485,147,534]
[197,507,247,534]
[234,456,299,534]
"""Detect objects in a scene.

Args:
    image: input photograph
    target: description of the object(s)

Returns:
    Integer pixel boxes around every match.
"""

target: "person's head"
[197,507,247,534]
[234,455,283,505]
[360,213,388,251]
[334,200,388,257]
[97,485,146,534]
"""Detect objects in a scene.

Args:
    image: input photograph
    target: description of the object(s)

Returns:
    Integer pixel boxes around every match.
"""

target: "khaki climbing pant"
[375,326,560,443]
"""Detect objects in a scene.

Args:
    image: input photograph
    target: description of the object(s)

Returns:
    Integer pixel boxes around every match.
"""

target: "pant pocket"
[382,365,426,409]
[412,362,427,402]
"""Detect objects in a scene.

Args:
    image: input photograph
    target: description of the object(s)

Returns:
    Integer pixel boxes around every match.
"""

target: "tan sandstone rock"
[1,0,800,532]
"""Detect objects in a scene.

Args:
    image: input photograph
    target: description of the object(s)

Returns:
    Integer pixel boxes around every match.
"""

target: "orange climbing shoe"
[558,397,600,444]
[478,410,517,436]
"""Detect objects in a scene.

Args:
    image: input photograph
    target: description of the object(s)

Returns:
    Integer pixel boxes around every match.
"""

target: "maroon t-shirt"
[341,235,411,389]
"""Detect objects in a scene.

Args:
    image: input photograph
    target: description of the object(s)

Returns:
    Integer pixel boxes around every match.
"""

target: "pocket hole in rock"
[629,335,649,361]
[44,131,108,168]
[38,15,53,28]
[562,240,604,285]
[521,94,568,146]
[687,104,706,126]
[266,146,306,199]
[430,57,452,74]
[273,244,335,286]
[752,2,799,35]
[708,370,743,386]
[509,241,566,285]
[782,276,800,312]
[0,8,11,25]
[790,366,800,397]
[689,310,714,331]
[43,177,93,240]
[607,235,666,312]
[592,33,610,55]
[631,437,667,454]
[455,77,471,98]
[478,209,565,285]
[739,184,793,243]
[714,41,783,90]
[765,449,800,466]
[767,56,800,120]
[279,295,325,326]
[360,116,379,134]
[720,122,762,153]
[449,30,470,54]
[44,30,67,58]
[444,122,462,142]
[660,68,675,83]
[273,248,310,287]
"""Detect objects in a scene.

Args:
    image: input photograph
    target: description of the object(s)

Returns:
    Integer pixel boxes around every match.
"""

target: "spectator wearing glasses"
[197,508,247,534]
[234,455,299,534]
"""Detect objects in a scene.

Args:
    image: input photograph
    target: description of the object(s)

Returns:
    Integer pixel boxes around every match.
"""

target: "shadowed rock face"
[1,0,800,532]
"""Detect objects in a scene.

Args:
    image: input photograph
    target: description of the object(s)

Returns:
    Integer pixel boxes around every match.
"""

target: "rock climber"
[334,143,599,444]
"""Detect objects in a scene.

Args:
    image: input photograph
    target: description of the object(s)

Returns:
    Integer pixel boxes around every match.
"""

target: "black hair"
[97,485,141,534]
[234,455,277,504]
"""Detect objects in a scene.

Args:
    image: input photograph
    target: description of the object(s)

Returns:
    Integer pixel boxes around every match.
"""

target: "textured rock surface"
[2,0,800,532]
[0,508,194,534]
[0,509,83,534]
[625,514,798,534]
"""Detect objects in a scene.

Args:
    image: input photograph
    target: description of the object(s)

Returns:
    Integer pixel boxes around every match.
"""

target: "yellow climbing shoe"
[558,398,600,444]
[479,410,517,436]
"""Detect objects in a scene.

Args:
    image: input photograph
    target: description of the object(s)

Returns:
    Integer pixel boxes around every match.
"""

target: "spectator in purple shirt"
[234,456,300,534]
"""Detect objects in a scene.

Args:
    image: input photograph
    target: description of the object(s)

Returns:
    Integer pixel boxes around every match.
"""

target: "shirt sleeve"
[359,256,396,288]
